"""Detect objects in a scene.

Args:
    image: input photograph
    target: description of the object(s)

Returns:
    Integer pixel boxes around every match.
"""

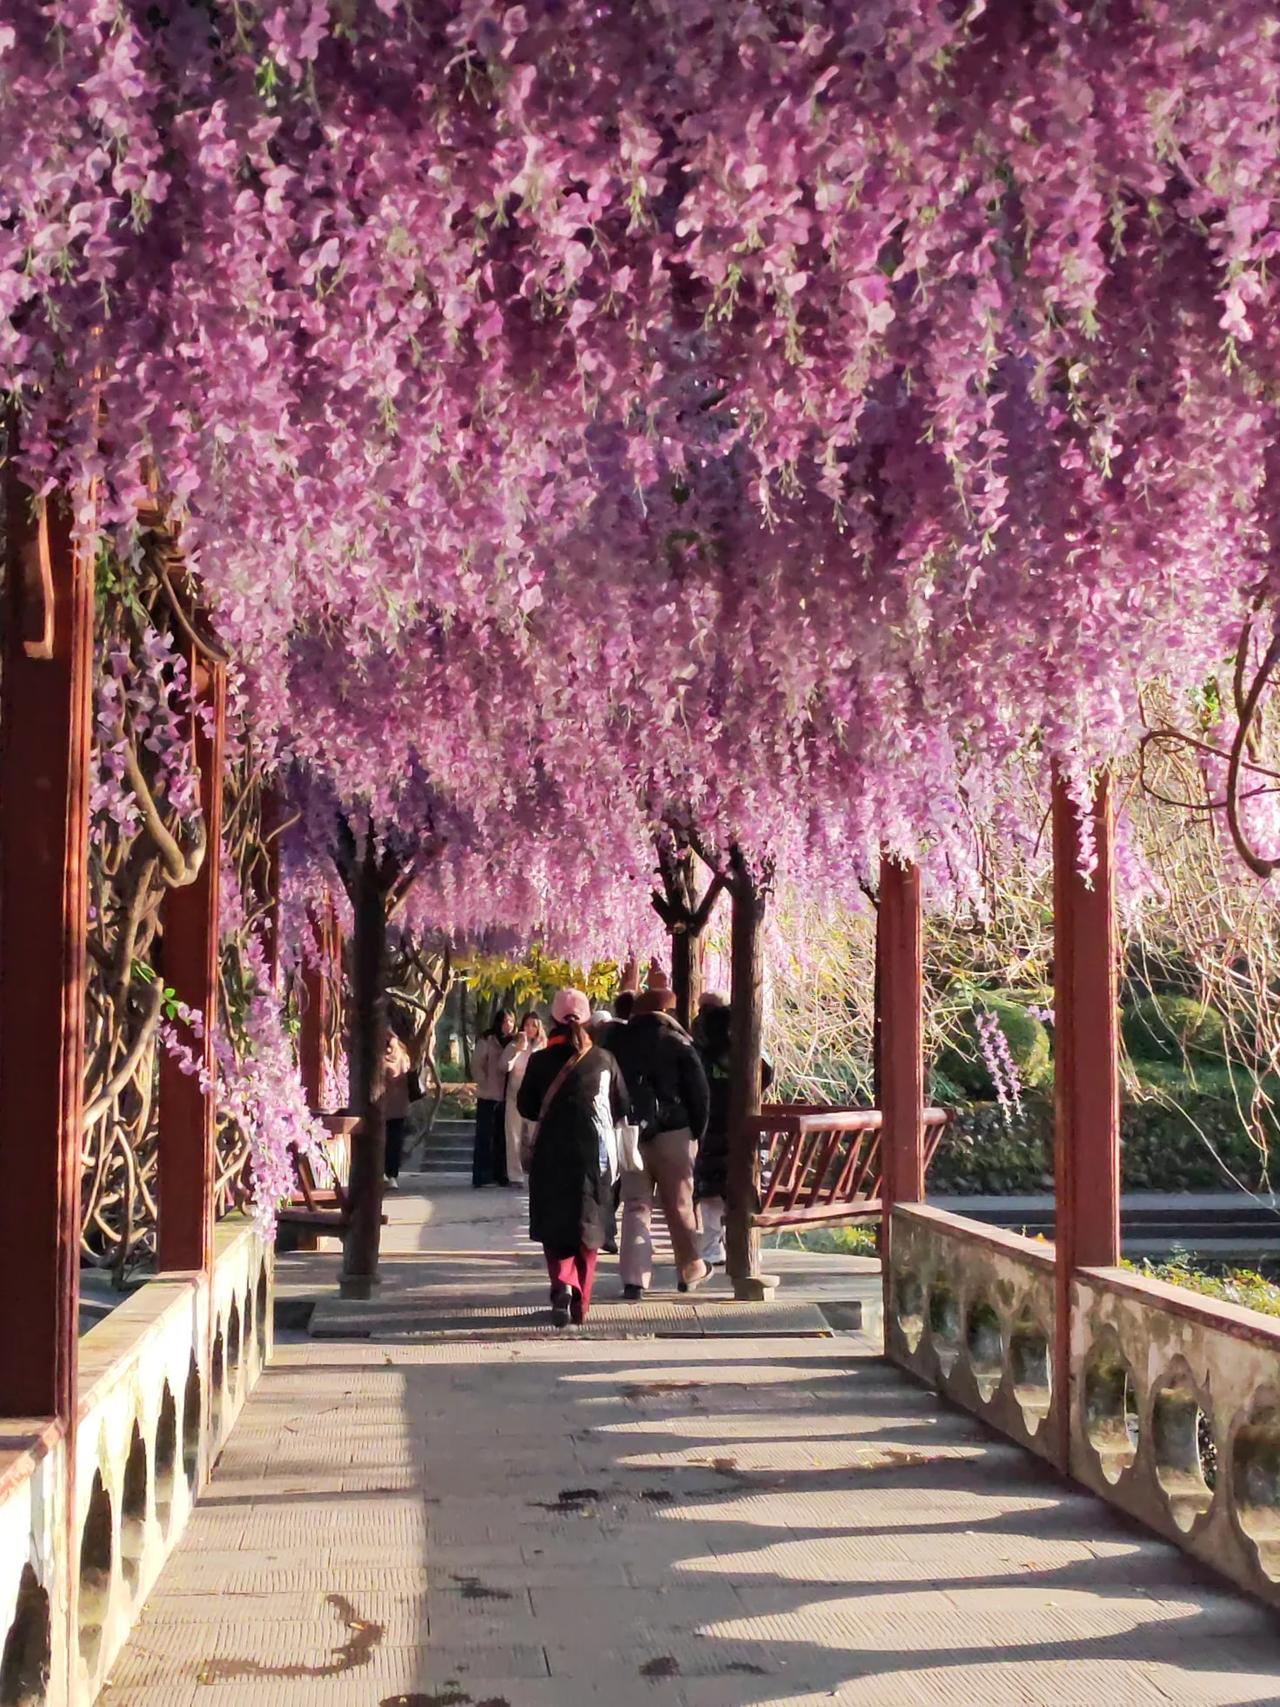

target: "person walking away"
[694,1003,774,1264]
[381,1030,414,1190]
[596,994,637,1255]
[518,988,626,1327]
[691,988,729,1051]
[609,988,711,1299]
[472,1008,515,1187]
[501,1011,545,1185]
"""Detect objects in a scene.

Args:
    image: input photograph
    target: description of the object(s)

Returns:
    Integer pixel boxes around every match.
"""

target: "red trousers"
[544,1245,598,1322]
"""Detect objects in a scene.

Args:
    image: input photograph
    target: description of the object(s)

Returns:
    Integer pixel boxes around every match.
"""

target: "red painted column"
[1052,767,1120,1468]
[0,475,94,1421]
[156,659,226,1273]
[878,856,924,1323]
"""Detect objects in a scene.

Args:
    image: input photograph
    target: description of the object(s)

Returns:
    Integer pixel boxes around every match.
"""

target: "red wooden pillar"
[1052,767,1120,1466]
[156,659,226,1273]
[0,476,93,1421]
[878,856,924,1318]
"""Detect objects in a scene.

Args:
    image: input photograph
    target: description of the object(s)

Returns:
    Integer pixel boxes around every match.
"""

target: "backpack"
[626,1066,664,1144]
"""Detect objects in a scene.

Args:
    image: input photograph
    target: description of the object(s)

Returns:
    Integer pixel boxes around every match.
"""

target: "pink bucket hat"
[551,987,591,1024]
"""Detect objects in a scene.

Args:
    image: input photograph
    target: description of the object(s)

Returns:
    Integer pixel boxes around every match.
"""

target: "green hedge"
[1122,993,1227,1064]
[930,1085,1275,1195]
[935,992,1052,1100]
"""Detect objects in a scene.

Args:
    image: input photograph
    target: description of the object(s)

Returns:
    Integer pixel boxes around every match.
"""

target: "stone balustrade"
[0,1218,271,1707]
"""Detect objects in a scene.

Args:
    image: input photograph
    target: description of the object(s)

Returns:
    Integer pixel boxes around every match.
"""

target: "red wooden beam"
[1052,767,1121,1467]
[156,658,226,1273]
[878,855,924,1325]
[0,473,93,1420]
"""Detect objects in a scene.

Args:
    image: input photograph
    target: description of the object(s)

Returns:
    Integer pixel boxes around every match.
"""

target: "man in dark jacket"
[607,988,711,1298]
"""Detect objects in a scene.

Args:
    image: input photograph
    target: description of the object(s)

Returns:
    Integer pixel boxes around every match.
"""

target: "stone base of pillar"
[733,1273,779,1302]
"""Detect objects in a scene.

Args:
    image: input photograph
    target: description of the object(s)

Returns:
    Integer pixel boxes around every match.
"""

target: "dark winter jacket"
[695,1012,774,1200]
[607,1012,710,1144]
[518,1036,627,1253]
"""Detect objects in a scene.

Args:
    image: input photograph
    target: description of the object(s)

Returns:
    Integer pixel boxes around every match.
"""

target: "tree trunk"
[670,924,704,1033]
[725,861,769,1298]
[459,982,472,1077]
[342,842,389,1298]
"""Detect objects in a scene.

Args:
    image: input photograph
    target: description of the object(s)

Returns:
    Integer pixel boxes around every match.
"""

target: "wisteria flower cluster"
[975,1007,1025,1130]
[7,0,1280,955]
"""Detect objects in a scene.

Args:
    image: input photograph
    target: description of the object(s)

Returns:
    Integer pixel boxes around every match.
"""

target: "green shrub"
[929,1081,1276,1195]
[1122,993,1227,1064]
[935,992,1052,1100]
[1124,1251,1280,1318]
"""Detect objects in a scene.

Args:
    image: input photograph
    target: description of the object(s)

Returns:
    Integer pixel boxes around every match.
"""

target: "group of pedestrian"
[470,1008,547,1187]
[483,978,753,1328]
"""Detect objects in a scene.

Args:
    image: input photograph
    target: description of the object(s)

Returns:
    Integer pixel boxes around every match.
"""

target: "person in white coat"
[502,1012,545,1184]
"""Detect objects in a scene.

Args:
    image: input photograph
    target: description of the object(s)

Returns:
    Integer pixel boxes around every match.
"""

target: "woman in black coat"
[517,988,627,1326]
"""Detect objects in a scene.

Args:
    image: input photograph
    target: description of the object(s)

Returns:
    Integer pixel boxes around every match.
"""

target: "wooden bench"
[277,1116,385,1249]
[750,1104,950,1231]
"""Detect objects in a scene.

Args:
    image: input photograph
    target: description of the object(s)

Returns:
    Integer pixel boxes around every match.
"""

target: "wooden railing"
[752,1104,949,1230]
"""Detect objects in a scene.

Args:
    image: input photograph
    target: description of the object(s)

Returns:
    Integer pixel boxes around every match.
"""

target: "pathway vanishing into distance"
[102,1172,1280,1707]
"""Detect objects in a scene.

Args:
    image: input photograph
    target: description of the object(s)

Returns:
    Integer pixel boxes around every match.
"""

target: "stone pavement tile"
[529,1582,746,1623]
[676,1680,930,1707]
[1137,1655,1280,1705]
[132,1589,320,1623]
[1147,1584,1280,1637]
[544,1636,801,1685]
[403,1640,553,1681]
[434,1555,630,1589]
[936,1582,1197,1647]
[99,1682,198,1707]
[903,1658,1172,1706]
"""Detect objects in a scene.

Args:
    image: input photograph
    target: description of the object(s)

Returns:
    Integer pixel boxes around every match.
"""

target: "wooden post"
[0,476,93,1421]
[156,659,226,1274]
[1052,767,1120,1468]
[341,843,389,1298]
[725,853,769,1299]
[878,856,925,1206]
[877,856,925,1323]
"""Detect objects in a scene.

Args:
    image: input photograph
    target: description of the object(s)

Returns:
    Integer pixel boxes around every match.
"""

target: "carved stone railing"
[886,1203,1280,1609]
[0,1222,272,1706]
[886,1204,1059,1463]
[1072,1266,1280,1603]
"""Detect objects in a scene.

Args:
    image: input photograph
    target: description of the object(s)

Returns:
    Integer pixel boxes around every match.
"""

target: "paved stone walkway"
[103,1178,1280,1707]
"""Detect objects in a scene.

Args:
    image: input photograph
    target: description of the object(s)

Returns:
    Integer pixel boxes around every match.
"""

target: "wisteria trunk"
[671,926,704,1034]
[342,847,389,1297]
[725,867,766,1297]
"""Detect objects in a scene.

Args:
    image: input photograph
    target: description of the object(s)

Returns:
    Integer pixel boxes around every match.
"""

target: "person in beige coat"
[501,1012,545,1184]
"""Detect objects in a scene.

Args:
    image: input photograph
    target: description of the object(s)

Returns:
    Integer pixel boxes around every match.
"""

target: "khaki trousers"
[619,1128,703,1288]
